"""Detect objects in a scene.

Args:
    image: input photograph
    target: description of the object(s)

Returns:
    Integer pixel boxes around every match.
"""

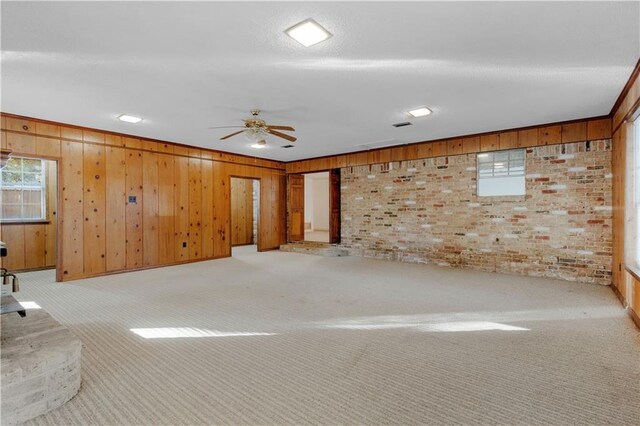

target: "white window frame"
[477,149,526,197]
[0,156,47,222]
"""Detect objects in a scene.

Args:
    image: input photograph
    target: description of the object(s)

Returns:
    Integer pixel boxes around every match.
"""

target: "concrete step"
[279,242,348,257]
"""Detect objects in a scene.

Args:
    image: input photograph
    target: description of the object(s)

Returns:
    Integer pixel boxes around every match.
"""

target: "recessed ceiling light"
[285,19,332,47]
[408,107,432,118]
[117,114,143,123]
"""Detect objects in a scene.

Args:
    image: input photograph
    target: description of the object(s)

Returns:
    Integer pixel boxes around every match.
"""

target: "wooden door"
[230,177,254,246]
[288,174,304,242]
[329,169,341,244]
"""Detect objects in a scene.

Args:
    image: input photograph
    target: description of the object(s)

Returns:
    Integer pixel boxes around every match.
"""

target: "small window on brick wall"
[477,149,525,196]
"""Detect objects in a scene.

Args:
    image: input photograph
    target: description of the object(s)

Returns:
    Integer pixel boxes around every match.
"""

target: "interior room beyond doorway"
[230,177,260,253]
[304,172,330,243]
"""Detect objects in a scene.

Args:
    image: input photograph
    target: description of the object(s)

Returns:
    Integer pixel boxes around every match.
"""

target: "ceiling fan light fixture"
[251,140,267,149]
[285,19,332,47]
[407,107,432,118]
[244,126,269,142]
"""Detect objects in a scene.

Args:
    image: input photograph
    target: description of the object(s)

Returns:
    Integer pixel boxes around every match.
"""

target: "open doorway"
[288,169,340,244]
[304,172,330,242]
[230,177,259,256]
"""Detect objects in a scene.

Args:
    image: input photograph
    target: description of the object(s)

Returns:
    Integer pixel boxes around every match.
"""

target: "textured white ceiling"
[2,1,639,161]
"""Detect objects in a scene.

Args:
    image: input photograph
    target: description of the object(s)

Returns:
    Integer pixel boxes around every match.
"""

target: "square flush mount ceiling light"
[408,107,432,118]
[285,19,332,47]
[117,114,143,123]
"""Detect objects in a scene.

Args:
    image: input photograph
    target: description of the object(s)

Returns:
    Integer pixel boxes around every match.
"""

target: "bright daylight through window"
[477,149,526,196]
[0,157,47,221]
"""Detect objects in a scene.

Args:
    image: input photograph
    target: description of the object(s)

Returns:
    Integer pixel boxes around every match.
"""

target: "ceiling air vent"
[392,122,412,128]
[281,144,295,148]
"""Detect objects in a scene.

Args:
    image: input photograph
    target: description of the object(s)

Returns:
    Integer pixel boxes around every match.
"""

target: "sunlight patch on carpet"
[130,327,275,339]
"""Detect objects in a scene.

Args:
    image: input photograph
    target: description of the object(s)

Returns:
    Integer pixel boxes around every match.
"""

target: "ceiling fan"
[209,109,296,147]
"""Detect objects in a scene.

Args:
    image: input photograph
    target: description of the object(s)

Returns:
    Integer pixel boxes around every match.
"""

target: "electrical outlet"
[128,195,137,203]
[182,242,187,248]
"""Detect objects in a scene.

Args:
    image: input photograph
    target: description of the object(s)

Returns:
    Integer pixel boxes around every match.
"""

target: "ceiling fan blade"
[267,125,295,131]
[208,125,245,129]
[220,130,245,140]
[268,129,297,142]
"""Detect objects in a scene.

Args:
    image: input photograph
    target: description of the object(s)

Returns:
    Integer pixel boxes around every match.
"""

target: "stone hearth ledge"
[1,305,81,425]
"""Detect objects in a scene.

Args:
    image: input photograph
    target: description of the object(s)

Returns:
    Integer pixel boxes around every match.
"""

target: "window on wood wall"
[0,157,47,222]
[477,149,526,196]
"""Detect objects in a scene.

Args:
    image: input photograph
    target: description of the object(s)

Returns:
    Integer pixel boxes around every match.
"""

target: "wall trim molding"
[286,115,611,166]
[2,127,286,173]
[610,282,626,306]
[610,57,640,117]
[1,112,285,170]
[629,306,640,330]
[286,117,612,174]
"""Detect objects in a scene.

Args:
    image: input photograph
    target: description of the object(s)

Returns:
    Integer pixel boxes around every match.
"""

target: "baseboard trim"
[59,255,231,282]
[610,283,626,306]
[610,272,640,330]
[8,265,55,274]
[629,307,640,330]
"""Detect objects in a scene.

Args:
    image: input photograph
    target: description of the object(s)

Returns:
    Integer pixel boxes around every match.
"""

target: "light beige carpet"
[10,248,640,425]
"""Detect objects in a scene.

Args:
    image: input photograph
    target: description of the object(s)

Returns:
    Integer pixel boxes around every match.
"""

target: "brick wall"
[341,140,612,285]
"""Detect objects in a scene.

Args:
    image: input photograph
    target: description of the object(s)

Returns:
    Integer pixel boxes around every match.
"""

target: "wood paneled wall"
[286,117,612,174]
[230,177,254,246]
[0,113,286,281]
[1,160,57,271]
[611,59,640,327]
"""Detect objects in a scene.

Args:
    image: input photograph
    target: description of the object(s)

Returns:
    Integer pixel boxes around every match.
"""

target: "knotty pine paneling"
[44,161,58,266]
[188,157,202,259]
[36,136,61,158]
[83,143,106,275]
[125,149,143,269]
[35,122,60,138]
[60,140,84,279]
[0,225,25,270]
[561,121,587,143]
[480,134,499,152]
[213,162,230,258]
[0,112,286,280]
[142,151,160,267]
[24,224,46,269]
[174,155,190,262]
[158,153,176,264]
[105,146,126,272]
[201,160,214,258]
